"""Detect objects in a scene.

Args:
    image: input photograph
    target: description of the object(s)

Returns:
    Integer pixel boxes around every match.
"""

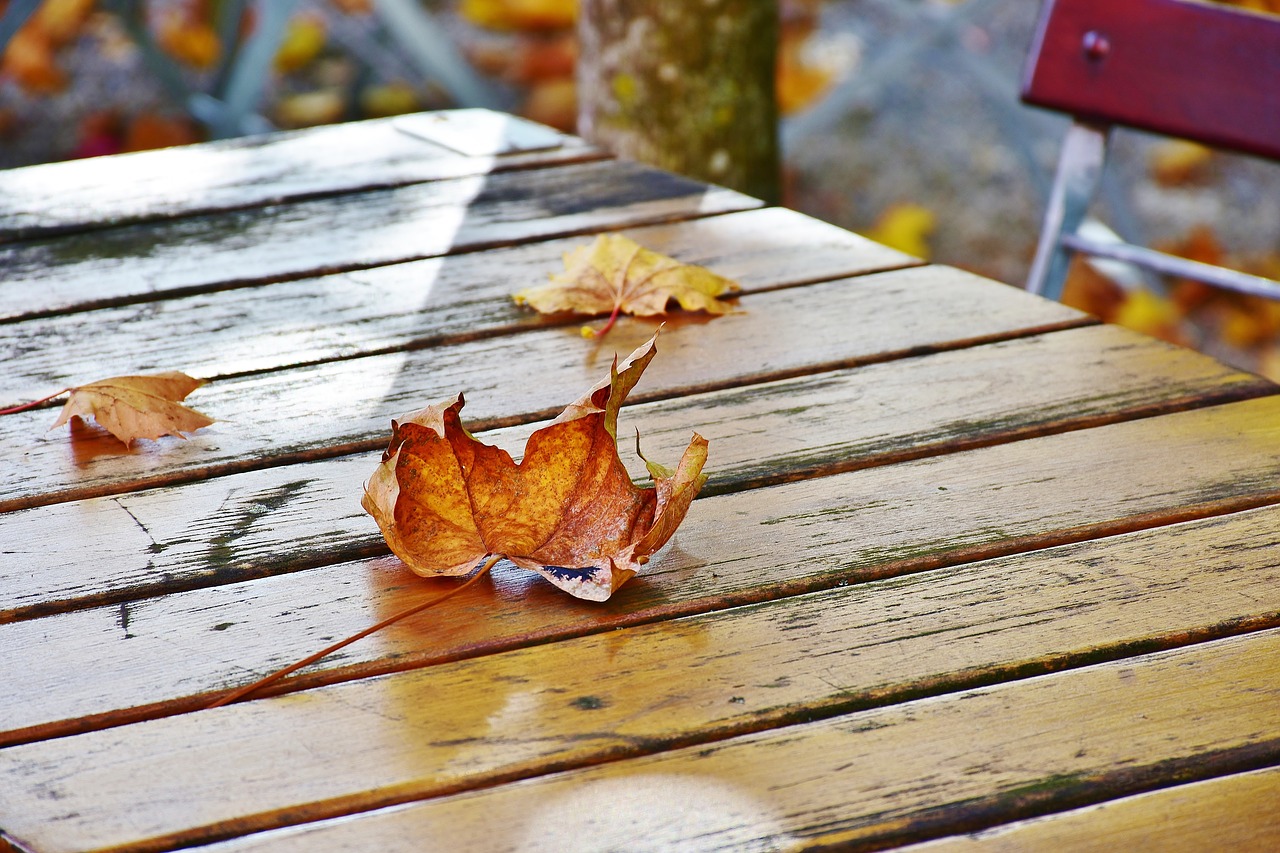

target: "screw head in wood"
[1082,30,1111,61]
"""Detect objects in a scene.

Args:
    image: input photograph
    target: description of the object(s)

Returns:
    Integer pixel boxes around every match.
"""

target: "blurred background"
[1,0,1277,380]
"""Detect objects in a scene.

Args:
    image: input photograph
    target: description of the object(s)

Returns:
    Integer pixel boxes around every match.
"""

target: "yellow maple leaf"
[50,371,214,447]
[513,233,741,337]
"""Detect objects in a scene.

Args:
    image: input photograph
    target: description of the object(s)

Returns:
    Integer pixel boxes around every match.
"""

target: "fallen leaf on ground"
[864,202,935,259]
[274,12,327,73]
[0,0,96,94]
[1110,289,1191,347]
[460,0,577,31]
[276,89,347,128]
[51,371,214,446]
[360,81,421,118]
[122,112,202,152]
[1149,139,1213,186]
[155,6,222,70]
[513,233,740,337]
[362,333,708,601]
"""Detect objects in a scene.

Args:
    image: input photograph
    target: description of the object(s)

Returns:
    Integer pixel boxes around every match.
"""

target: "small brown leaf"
[513,234,741,337]
[51,371,214,447]
[362,333,708,601]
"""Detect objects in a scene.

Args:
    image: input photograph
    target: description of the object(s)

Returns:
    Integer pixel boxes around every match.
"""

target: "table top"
[2,109,1279,853]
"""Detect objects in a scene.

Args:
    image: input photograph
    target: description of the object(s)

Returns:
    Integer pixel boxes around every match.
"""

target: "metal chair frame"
[1022,0,1280,302]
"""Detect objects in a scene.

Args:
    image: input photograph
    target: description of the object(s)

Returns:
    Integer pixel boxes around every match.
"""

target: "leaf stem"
[589,301,624,338]
[204,555,501,710]
[0,387,71,416]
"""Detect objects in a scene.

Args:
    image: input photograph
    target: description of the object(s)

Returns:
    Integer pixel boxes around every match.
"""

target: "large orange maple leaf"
[361,333,708,600]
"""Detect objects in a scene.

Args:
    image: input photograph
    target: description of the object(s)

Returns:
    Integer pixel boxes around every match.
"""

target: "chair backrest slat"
[1022,0,1280,161]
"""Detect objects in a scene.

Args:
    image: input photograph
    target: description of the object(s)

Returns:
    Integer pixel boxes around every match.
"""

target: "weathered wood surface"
[0,266,1088,512]
[0,158,758,322]
[0,208,915,408]
[0,113,596,243]
[1,324,1272,623]
[5,392,1280,745]
[4,614,1277,852]
[900,766,1280,852]
[5,116,1279,853]
[196,629,1280,853]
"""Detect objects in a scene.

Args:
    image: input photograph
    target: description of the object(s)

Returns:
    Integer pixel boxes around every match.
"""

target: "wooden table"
[2,109,1279,852]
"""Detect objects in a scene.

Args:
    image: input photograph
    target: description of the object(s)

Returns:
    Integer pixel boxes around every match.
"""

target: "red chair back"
[1022,0,1280,161]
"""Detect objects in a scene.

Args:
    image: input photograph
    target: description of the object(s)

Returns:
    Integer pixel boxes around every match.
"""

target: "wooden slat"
[899,766,1280,852]
[0,324,1271,623]
[0,266,1088,512]
[190,630,1280,853]
[5,392,1280,744]
[0,158,757,322]
[0,208,916,408]
[0,112,596,243]
[3,587,1277,852]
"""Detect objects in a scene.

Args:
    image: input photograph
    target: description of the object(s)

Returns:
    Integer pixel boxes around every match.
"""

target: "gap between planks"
[0,207,920,411]
[1,325,1275,623]
[0,111,598,243]
[895,765,1280,853]
[4,604,1279,852]
[175,631,1280,852]
[8,503,1280,751]
[4,395,1280,747]
[0,159,761,324]
[0,139,607,247]
[0,266,1097,514]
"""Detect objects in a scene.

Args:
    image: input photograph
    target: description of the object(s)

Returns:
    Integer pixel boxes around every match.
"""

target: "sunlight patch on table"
[513,772,793,852]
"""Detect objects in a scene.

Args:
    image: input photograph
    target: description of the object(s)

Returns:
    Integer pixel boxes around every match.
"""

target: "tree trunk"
[577,0,780,204]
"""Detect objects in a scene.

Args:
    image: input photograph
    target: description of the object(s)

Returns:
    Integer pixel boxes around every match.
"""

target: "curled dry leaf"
[513,233,741,337]
[51,371,214,447]
[362,333,708,601]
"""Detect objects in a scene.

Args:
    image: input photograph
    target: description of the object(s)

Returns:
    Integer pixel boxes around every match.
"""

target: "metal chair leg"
[1026,121,1110,300]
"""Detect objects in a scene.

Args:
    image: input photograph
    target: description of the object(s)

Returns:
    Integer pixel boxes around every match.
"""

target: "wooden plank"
[3,603,1277,852]
[192,630,1280,853]
[899,766,1280,852]
[0,208,917,408]
[0,112,597,243]
[5,390,1280,744]
[0,158,758,322]
[0,266,1088,512]
[0,324,1271,623]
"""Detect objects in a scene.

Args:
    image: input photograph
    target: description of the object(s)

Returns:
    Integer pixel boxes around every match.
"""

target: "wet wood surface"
[3,324,1271,622]
[0,157,757,322]
[0,112,598,243]
[1,110,1277,853]
[898,765,1280,852]
[187,629,1280,853]
[0,266,1090,511]
[0,207,914,408]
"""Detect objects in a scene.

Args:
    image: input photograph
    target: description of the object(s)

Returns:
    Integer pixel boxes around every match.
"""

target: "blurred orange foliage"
[155,0,222,69]
[0,0,95,93]
[778,0,837,115]
[1063,224,1280,380]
